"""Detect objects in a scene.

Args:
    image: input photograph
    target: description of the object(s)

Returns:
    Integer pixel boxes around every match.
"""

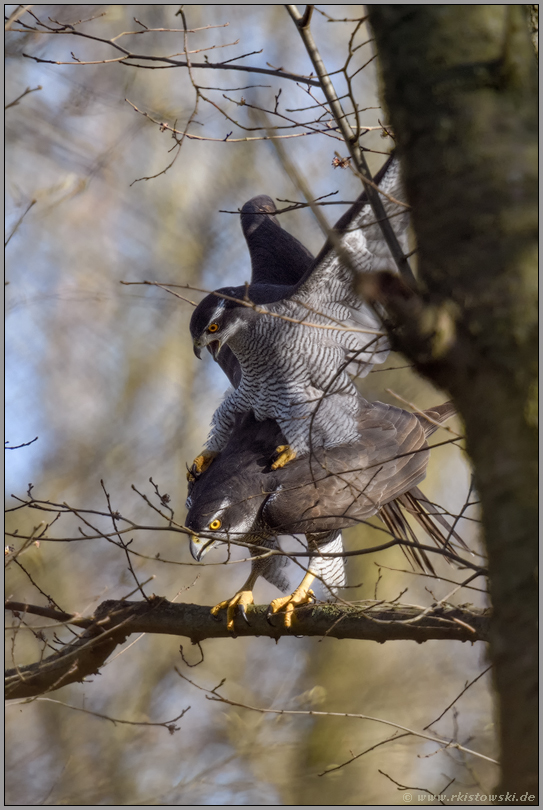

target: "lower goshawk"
[185,399,462,629]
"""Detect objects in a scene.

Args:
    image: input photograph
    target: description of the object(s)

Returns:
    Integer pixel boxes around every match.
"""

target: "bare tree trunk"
[527,4,539,58]
[367,5,538,803]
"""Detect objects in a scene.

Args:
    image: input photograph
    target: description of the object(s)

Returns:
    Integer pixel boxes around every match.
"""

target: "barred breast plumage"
[191,153,409,458]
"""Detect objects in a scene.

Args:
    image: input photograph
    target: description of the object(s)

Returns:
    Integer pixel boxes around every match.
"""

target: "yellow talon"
[187,450,218,481]
[211,590,254,632]
[271,444,297,470]
[267,587,316,628]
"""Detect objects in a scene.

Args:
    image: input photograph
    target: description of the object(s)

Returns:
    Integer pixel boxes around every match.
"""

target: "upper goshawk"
[185,400,461,629]
[189,153,409,476]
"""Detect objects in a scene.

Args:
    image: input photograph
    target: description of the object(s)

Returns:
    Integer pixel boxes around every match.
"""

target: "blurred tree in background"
[5,5,536,805]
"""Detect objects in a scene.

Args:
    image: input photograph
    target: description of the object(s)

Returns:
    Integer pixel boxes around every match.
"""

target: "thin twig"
[5,200,36,247]
[5,436,39,450]
[183,679,498,765]
[5,4,34,31]
[5,84,42,109]
[20,696,190,733]
[423,665,493,730]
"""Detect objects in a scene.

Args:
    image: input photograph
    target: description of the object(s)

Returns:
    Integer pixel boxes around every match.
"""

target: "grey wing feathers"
[263,400,464,575]
[283,154,409,377]
[311,153,409,274]
[262,402,430,536]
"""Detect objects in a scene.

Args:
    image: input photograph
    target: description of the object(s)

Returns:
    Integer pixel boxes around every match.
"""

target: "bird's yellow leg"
[186,450,218,481]
[271,444,297,470]
[267,572,316,628]
[210,572,259,632]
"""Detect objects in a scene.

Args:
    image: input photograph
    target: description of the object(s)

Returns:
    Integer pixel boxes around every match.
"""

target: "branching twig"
[285,5,416,286]
[423,665,493,730]
[186,677,498,766]
[16,10,321,85]
[15,697,190,734]
[5,85,41,110]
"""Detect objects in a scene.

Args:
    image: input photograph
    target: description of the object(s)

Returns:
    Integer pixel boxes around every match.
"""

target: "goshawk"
[189,154,409,475]
[186,399,459,629]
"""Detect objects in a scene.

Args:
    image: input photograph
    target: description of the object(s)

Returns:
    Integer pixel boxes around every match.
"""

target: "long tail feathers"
[400,486,470,552]
[379,499,437,574]
[416,401,457,437]
[379,483,470,574]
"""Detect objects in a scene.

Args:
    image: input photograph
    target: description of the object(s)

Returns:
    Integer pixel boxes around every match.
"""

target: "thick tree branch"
[5,598,490,699]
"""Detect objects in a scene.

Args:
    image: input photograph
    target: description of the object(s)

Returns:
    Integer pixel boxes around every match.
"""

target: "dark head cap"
[185,412,285,558]
[189,286,246,359]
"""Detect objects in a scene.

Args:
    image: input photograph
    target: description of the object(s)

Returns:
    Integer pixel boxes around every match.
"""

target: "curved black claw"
[238,604,251,626]
[186,462,202,484]
[266,606,278,627]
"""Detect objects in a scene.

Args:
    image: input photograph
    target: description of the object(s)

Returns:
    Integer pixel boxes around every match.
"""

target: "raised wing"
[272,154,410,378]
[214,195,315,387]
[241,194,314,287]
[296,153,408,290]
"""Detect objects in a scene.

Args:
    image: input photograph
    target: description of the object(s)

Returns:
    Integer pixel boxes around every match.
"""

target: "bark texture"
[367,6,538,803]
[5,597,490,700]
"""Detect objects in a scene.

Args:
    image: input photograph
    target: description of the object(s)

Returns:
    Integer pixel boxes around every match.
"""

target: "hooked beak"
[208,341,221,361]
[193,339,221,361]
[189,533,215,562]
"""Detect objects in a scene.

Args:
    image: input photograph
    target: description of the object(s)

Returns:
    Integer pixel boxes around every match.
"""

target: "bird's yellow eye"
[208,323,219,333]
[209,519,222,530]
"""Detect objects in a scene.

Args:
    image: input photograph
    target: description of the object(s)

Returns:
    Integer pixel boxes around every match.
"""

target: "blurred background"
[6,5,495,805]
